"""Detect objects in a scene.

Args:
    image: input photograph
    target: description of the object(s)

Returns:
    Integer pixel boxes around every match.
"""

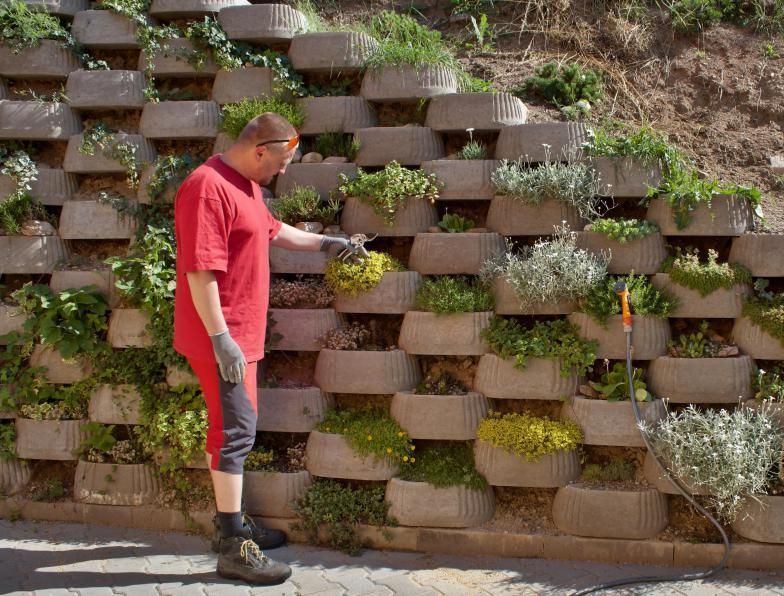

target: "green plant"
[79,122,142,188]
[12,283,109,360]
[244,446,276,472]
[291,479,396,555]
[414,275,493,313]
[753,365,784,403]
[146,154,202,203]
[664,248,751,297]
[457,140,488,160]
[482,316,597,378]
[0,148,46,234]
[450,0,494,15]
[742,279,784,347]
[667,320,735,358]
[0,0,69,51]
[338,161,441,226]
[318,407,415,466]
[480,227,608,311]
[220,97,305,140]
[490,159,601,220]
[581,273,677,326]
[270,276,333,309]
[587,361,652,401]
[320,322,371,350]
[668,0,726,31]
[465,13,495,54]
[416,372,468,395]
[642,404,784,521]
[19,387,89,420]
[136,383,207,473]
[271,185,341,226]
[476,411,583,462]
[516,61,603,115]
[583,457,636,482]
[324,251,405,297]
[587,218,660,243]
[0,423,16,461]
[399,442,487,490]
[311,132,360,161]
[438,212,474,233]
[763,41,780,59]
[31,478,66,502]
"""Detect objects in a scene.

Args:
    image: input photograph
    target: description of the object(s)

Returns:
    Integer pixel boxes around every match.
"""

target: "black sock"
[217,511,245,538]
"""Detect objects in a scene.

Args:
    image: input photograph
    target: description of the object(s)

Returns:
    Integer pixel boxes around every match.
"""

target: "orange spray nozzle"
[613,281,633,331]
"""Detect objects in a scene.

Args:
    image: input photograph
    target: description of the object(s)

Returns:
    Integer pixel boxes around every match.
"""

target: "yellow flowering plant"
[318,407,414,465]
[476,411,583,462]
[324,251,405,297]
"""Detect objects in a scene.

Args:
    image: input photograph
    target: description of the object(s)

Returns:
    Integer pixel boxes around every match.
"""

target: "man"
[173,112,360,584]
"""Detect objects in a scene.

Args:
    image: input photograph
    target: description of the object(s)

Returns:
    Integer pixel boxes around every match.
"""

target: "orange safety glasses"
[256,133,300,150]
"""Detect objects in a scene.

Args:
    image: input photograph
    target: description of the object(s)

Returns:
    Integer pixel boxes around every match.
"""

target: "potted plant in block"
[640,404,784,543]
[326,250,419,314]
[337,161,440,236]
[566,360,665,447]
[243,442,311,518]
[269,185,342,234]
[653,248,752,318]
[314,321,421,394]
[487,157,600,235]
[648,321,753,404]
[474,411,582,488]
[73,421,159,505]
[408,211,505,275]
[481,225,608,315]
[291,478,397,555]
[387,442,495,527]
[733,279,784,359]
[475,316,596,400]
[569,272,675,360]
[390,372,488,441]
[421,128,496,201]
[577,217,666,274]
[305,406,411,480]
[398,275,494,356]
[553,454,669,540]
[746,365,784,429]
[215,95,305,152]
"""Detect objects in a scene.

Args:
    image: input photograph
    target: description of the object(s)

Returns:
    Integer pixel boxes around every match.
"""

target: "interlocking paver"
[2,520,784,596]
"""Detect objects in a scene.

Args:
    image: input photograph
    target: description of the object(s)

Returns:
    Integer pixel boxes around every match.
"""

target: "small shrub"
[311,132,359,161]
[476,411,583,462]
[291,479,396,555]
[399,442,487,490]
[416,372,467,395]
[753,365,784,403]
[31,478,66,502]
[667,320,737,358]
[491,159,601,221]
[318,407,414,465]
[324,251,405,297]
[668,0,727,32]
[586,361,652,402]
[581,273,677,326]
[414,275,493,313]
[438,212,474,233]
[664,248,751,297]
[641,404,784,521]
[19,399,86,421]
[338,162,441,226]
[480,226,608,310]
[742,279,784,346]
[587,218,659,244]
[146,153,202,203]
[320,322,371,351]
[457,140,488,160]
[0,423,16,461]
[269,276,333,309]
[0,0,69,51]
[482,316,597,378]
[516,61,603,112]
[244,446,276,472]
[583,457,636,482]
[220,97,305,139]
[271,185,341,226]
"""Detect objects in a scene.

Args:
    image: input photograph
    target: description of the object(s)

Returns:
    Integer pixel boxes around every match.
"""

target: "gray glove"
[209,329,246,384]
[319,235,370,263]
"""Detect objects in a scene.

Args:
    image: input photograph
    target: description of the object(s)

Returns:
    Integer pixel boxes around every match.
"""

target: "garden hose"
[571,281,731,595]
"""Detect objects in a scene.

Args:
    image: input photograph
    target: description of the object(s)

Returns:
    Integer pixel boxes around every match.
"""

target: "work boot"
[216,536,291,585]
[211,513,287,552]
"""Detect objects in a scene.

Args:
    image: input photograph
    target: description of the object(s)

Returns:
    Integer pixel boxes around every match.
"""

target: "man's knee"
[213,378,258,474]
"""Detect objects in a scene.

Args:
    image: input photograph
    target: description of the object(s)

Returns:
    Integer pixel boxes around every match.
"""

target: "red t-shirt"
[173,155,282,362]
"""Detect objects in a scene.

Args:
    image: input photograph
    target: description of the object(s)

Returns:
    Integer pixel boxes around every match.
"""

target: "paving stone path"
[1,520,783,595]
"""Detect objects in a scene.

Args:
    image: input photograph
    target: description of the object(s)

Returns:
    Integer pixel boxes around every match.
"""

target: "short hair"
[236,112,297,147]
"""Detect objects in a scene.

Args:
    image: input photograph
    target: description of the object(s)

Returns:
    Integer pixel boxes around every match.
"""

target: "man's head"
[222,112,299,185]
